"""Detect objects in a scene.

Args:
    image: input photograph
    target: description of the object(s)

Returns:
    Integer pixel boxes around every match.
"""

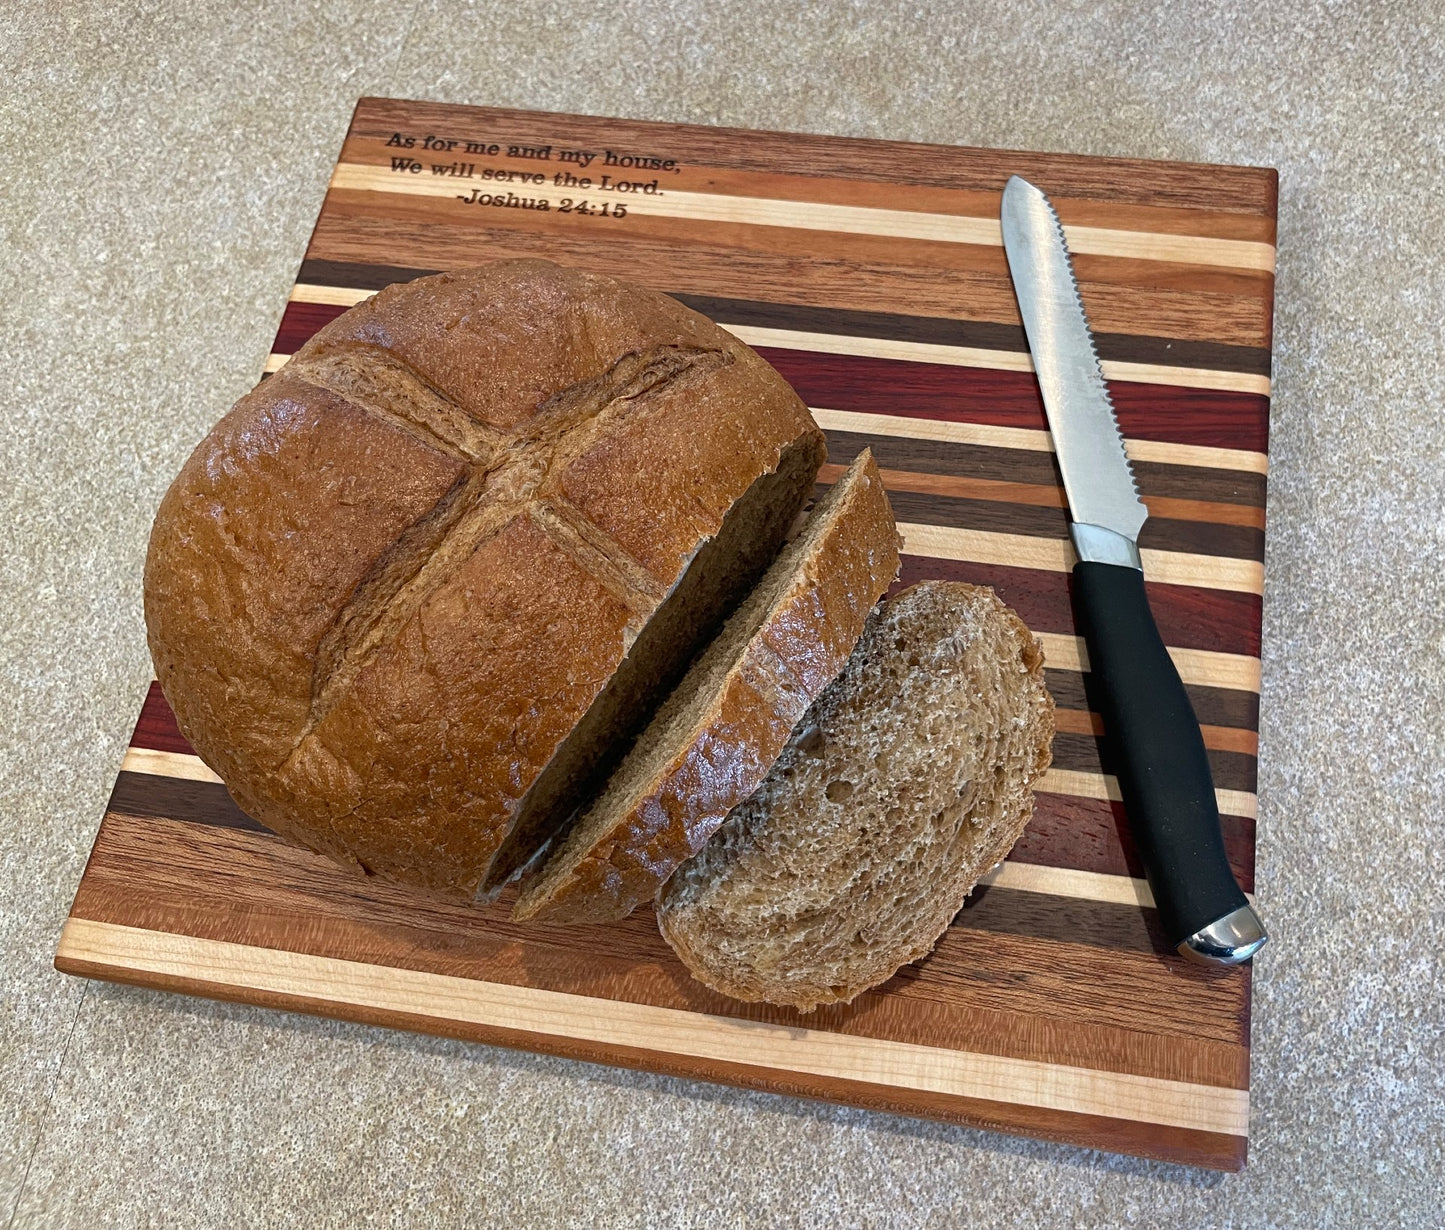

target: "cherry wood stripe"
[1054,706,1258,756]
[327,160,1273,276]
[65,814,1247,1089]
[880,487,1263,563]
[305,202,1271,351]
[98,782,1179,950]
[62,846,1255,1067]
[311,185,1270,314]
[340,114,1274,244]
[814,474,1265,563]
[349,99,1274,216]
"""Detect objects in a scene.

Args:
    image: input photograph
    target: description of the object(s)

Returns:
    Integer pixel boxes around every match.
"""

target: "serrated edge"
[1030,186,1145,508]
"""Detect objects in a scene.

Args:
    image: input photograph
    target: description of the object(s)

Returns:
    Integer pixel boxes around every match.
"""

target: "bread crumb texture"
[658,581,1055,1012]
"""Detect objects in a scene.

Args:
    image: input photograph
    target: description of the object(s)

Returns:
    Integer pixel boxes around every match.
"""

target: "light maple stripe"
[1034,632,1261,695]
[327,162,1276,274]
[1040,767,1257,821]
[284,284,1271,397]
[56,918,1250,1134]
[121,746,223,783]
[810,407,1269,475]
[978,863,1256,911]
[980,862,1155,909]
[898,522,1264,597]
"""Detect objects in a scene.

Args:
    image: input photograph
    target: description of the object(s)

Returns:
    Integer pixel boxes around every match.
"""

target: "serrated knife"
[1000,175,1266,966]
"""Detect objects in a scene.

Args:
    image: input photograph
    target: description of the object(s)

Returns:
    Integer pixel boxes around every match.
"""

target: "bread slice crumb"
[658,581,1054,1012]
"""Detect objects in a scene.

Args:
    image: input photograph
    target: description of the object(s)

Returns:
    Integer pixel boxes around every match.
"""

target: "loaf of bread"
[657,582,1055,1012]
[144,260,825,897]
[514,449,900,924]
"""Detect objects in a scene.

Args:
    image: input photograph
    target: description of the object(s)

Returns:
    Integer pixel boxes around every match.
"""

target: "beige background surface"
[2,2,1442,1226]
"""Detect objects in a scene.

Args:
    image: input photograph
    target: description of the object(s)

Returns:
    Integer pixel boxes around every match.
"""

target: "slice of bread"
[513,449,900,924]
[657,581,1054,1012]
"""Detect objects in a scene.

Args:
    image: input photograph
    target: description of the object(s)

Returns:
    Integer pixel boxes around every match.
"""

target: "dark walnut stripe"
[952,884,1163,954]
[294,259,1271,378]
[870,485,1264,563]
[1050,730,1256,794]
[1044,670,1260,735]
[1089,734,1251,794]
[108,772,268,834]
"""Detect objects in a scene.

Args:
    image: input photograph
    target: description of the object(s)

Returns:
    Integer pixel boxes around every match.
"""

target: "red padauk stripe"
[132,684,193,755]
[273,301,347,354]
[269,303,1270,455]
[895,556,1262,660]
[757,349,1270,454]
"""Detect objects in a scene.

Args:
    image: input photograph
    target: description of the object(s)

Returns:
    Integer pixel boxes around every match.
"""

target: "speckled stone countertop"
[2,2,1441,1226]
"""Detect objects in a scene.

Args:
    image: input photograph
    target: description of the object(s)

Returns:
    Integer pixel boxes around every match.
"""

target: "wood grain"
[58,97,1275,1171]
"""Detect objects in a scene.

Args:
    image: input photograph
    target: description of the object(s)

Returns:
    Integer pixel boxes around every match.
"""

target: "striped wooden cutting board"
[57,98,1273,1171]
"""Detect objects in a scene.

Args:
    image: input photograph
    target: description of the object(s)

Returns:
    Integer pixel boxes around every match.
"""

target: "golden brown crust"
[513,450,900,924]
[144,260,824,896]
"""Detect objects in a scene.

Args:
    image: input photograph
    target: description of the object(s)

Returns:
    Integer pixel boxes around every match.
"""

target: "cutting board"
[57,98,1275,1171]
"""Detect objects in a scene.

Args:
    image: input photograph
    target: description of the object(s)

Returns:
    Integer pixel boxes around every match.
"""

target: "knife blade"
[1000,175,1266,966]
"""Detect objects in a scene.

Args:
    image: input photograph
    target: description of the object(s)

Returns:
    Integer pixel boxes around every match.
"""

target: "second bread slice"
[513,449,900,924]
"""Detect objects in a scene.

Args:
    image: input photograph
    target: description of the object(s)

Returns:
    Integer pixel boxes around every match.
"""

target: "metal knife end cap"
[1177,905,1267,966]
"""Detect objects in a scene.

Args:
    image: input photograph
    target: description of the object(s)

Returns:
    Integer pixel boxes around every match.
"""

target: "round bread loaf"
[144,260,825,897]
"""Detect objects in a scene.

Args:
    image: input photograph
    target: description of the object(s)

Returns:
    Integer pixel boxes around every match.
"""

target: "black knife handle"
[1072,561,1263,960]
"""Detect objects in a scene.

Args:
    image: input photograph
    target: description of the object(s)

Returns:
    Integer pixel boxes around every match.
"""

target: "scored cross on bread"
[144,260,825,897]
[514,449,901,924]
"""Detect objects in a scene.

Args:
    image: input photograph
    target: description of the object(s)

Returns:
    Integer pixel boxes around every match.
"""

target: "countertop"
[2,2,1441,1226]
